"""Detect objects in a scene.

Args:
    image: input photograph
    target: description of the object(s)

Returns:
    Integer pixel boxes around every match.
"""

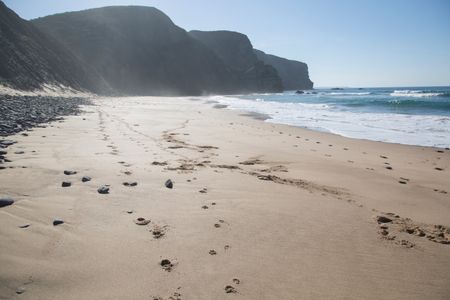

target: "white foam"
[210,95,450,148]
[327,92,371,96]
[390,90,443,97]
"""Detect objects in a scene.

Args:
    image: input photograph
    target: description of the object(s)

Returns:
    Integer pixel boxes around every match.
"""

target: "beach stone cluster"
[0,95,92,136]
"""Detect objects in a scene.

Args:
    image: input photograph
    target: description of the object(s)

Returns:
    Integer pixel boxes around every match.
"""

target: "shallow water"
[212,86,450,148]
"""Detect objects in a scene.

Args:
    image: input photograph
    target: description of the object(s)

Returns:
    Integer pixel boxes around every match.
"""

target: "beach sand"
[1,96,449,299]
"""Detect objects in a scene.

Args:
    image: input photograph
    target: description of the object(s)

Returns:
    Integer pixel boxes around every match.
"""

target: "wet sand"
[0,96,449,299]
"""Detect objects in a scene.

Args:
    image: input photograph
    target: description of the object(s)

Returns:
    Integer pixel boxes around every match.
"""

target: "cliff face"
[1,1,312,95]
[33,6,241,96]
[0,1,110,93]
[190,30,283,93]
[254,49,313,90]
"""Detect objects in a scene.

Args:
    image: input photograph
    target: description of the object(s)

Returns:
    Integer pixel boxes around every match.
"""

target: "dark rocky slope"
[254,49,313,90]
[33,6,282,95]
[0,1,110,93]
[189,30,283,92]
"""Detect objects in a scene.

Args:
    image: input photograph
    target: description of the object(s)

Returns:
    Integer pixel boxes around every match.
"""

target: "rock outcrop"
[0,1,110,93]
[189,30,283,93]
[254,49,313,90]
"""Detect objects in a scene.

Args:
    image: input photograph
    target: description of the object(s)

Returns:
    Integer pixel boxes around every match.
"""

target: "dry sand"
[1,96,449,300]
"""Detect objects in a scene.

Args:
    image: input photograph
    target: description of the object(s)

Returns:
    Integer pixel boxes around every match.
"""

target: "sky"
[4,0,450,87]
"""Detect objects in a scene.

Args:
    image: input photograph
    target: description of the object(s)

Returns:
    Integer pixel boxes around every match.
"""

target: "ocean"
[211,86,450,148]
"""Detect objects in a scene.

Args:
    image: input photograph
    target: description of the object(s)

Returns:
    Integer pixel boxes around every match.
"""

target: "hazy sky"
[4,0,450,87]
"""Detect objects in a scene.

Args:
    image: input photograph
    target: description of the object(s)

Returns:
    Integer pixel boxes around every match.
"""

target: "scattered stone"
[202,205,209,209]
[0,140,16,147]
[0,197,14,208]
[97,185,110,194]
[377,216,393,224]
[61,181,72,187]
[0,96,91,136]
[214,223,221,228]
[81,176,91,182]
[63,170,77,175]
[165,179,173,189]
[385,166,392,170]
[53,219,64,226]
[211,202,216,205]
[435,167,444,171]
[398,180,407,184]
[15,287,26,295]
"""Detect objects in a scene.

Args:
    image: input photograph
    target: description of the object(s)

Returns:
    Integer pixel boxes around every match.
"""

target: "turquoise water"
[211,86,450,148]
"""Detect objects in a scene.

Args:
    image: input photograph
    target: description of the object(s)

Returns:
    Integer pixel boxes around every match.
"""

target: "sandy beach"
[1,96,449,299]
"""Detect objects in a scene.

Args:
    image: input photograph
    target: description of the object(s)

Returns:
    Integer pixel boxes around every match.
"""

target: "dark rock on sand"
[61,181,72,187]
[97,185,110,194]
[0,96,92,136]
[377,216,393,224]
[53,219,64,226]
[64,170,77,175]
[0,140,16,147]
[123,181,138,187]
[81,176,92,182]
[165,179,173,189]
[0,197,14,207]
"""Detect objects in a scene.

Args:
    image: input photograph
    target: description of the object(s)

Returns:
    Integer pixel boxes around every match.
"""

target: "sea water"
[211,86,450,148]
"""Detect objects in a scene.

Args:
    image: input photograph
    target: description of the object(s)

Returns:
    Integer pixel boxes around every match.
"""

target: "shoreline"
[1,96,449,299]
[210,98,450,151]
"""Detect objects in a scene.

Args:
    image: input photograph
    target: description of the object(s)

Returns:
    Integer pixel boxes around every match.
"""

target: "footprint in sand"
[160,259,176,272]
[151,225,167,239]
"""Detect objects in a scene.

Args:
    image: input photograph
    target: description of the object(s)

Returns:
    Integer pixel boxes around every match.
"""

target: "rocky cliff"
[0,1,110,93]
[190,30,283,93]
[254,49,313,90]
[0,1,312,95]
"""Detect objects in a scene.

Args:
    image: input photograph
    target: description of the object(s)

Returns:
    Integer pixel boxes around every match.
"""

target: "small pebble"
[97,185,110,194]
[165,179,173,189]
[61,181,71,187]
[0,197,14,208]
[53,219,64,226]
